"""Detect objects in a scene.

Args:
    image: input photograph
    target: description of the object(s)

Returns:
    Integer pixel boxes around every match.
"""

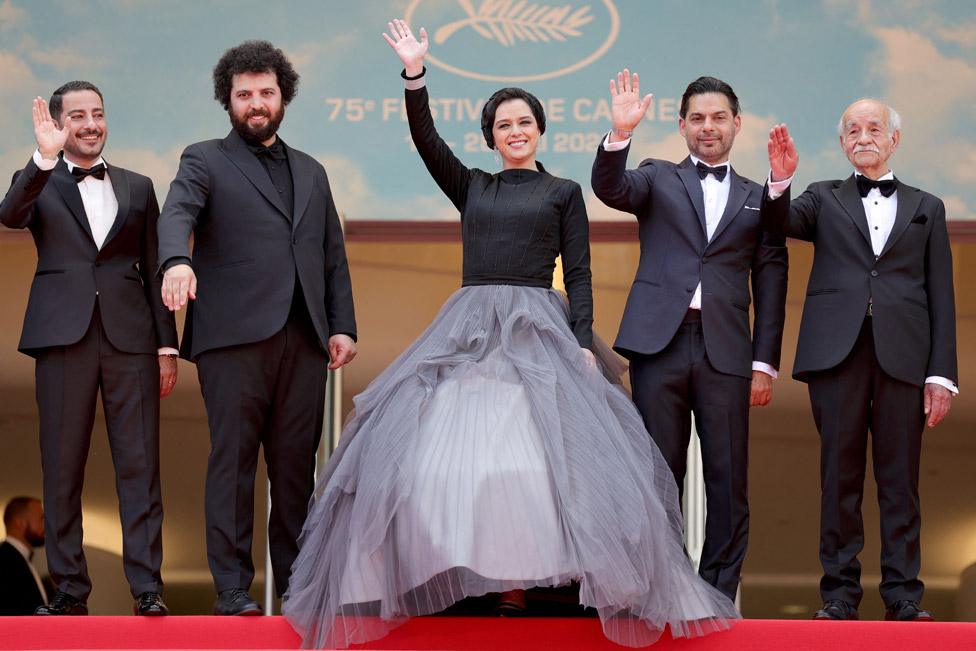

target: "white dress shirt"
[766,170,957,394]
[5,537,47,605]
[603,134,777,378]
[32,150,178,357]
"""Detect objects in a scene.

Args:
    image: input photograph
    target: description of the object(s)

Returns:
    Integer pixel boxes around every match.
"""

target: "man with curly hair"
[157,40,357,615]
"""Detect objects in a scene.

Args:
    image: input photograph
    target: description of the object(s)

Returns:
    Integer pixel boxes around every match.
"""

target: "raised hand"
[383,19,428,77]
[768,123,798,181]
[609,69,652,141]
[32,96,68,160]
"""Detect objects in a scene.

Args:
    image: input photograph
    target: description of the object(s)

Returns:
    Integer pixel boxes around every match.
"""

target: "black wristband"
[401,66,426,81]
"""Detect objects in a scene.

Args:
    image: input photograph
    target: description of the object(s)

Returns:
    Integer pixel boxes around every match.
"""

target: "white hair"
[836,100,901,137]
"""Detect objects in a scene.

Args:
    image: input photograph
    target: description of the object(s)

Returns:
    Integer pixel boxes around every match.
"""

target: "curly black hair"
[212,40,299,110]
[480,87,546,150]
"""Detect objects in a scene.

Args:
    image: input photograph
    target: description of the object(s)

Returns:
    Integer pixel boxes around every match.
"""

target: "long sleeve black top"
[404,79,594,349]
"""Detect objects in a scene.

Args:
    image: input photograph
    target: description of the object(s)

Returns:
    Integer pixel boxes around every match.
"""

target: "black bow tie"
[248,140,287,162]
[696,161,728,182]
[71,163,106,182]
[856,175,898,198]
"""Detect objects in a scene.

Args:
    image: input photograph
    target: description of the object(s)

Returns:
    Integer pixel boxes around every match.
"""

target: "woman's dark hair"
[212,40,299,110]
[679,76,740,118]
[49,81,103,121]
[480,87,546,149]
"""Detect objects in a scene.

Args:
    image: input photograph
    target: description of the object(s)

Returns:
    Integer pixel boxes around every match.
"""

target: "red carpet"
[1,617,975,650]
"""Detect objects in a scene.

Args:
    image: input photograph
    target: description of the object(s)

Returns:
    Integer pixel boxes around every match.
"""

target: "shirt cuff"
[602,131,631,151]
[925,376,959,395]
[33,149,58,170]
[158,348,179,356]
[766,172,793,200]
[752,361,778,379]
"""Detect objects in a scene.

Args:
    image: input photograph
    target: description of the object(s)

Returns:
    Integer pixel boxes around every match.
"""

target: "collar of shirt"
[4,537,32,562]
[854,169,895,181]
[63,155,107,174]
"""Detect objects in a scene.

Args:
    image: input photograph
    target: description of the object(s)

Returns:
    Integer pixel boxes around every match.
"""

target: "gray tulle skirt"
[283,285,738,648]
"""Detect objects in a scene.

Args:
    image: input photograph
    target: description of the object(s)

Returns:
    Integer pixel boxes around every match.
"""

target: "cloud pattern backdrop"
[0,0,973,221]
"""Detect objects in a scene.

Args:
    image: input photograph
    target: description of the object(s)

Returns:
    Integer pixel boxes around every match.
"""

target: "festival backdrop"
[1,0,974,221]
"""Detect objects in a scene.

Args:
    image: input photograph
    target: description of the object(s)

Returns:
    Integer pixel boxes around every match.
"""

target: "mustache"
[246,108,271,118]
[853,145,880,153]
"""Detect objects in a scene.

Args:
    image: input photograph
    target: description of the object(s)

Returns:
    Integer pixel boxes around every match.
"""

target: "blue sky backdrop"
[1,0,973,220]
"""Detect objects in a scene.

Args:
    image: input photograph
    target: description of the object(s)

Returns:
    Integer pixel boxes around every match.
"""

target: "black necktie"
[696,161,727,182]
[71,163,106,182]
[249,140,287,162]
[856,175,897,198]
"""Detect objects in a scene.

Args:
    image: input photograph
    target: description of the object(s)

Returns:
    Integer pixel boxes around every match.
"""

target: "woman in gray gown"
[282,19,738,649]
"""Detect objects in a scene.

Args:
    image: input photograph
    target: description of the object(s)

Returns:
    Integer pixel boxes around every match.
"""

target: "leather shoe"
[134,591,169,616]
[35,591,88,616]
[813,600,859,620]
[885,600,934,621]
[213,588,262,616]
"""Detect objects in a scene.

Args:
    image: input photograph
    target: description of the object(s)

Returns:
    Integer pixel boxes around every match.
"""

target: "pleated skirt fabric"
[283,285,738,648]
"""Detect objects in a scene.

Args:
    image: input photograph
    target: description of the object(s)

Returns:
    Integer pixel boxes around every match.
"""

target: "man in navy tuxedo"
[592,72,788,601]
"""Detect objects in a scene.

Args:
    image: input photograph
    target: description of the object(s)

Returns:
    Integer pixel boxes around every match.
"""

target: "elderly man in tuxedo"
[591,72,788,601]
[765,99,957,621]
[0,497,48,615]
[0,82,178,616]
[158,41,357,615]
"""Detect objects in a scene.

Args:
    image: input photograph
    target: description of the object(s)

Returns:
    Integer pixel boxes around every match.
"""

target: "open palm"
[32,97,68,157]
[383,19,428,74]
[610,69,652,133]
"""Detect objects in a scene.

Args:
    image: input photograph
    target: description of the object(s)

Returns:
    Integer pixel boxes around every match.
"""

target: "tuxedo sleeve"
[559,182,593,349]
[321,166,357,342]
[140,178,179,349]
[0,158,53,229]
[924,198,957,383]
[590,143,654,215]
[157,143,210,272]
[761,183,820,241]
[750,226,788,369]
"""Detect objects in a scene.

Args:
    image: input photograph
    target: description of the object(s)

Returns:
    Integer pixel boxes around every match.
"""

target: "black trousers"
[629,316,751,601]
[808,316,926,608]
[196,302,327,598]
[35,304,163,601]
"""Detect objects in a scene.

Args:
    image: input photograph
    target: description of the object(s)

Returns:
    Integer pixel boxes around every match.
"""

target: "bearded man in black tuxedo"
[158,41,357,615]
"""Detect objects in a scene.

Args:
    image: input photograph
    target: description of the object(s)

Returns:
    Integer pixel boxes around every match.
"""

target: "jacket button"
[292,238,298,245]
[870,270,878,277]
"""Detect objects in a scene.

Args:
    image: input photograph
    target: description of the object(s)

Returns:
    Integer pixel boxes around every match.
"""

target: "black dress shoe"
[813,600,859,620]
[35,591,88,616]
[213,588,262,616]
[885,600,934,621]
[134,591,169,616]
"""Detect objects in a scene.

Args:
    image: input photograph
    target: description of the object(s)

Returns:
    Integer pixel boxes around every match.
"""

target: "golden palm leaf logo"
[434,0,595,47]
[405,0,619,82]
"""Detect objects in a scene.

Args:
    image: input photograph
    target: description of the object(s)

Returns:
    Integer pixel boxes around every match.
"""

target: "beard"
[230,106,284,144]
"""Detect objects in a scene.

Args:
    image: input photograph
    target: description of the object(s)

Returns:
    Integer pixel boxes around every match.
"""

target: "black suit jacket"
[0,541,46,615]
[0,156,177,356]
[592,146,788,378]
[762,176,957,386]
[157,131,356,360]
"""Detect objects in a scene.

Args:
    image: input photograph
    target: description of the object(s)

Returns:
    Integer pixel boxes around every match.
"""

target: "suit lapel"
[289,146,311,231]
[880,180,922,258]
[832,175,872,250]
[219,130,290,221]
[707,169,749,247]
[677,157,708,238]
[100,162,129,250]
[50,161,97,246]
